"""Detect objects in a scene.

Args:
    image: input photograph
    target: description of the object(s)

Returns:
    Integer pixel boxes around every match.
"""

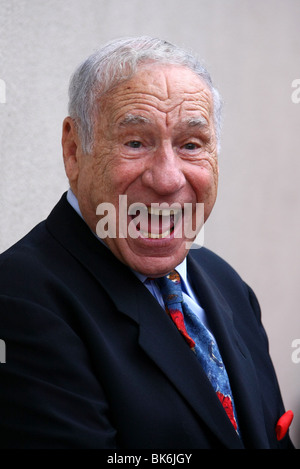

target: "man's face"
[64,64,218,277]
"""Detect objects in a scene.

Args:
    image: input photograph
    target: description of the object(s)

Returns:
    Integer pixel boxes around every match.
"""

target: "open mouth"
[129,204,183,239]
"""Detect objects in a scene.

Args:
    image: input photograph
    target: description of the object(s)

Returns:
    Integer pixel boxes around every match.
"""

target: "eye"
[183,142,198,150]
[126,140,142,149]
[181,141,202,152]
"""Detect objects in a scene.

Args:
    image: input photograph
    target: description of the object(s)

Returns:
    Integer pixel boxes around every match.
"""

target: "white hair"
[68,36,223,153]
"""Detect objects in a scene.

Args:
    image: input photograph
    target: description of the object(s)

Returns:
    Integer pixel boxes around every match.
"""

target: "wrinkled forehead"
[127,63,210,98]
[97,63,214,126]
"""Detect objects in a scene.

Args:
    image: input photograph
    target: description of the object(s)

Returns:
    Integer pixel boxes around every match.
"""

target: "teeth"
[147,206,181,216]
[139,228,172,239]
[129,204,182,239]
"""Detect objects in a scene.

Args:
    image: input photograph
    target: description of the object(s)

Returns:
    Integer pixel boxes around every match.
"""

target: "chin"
[128,252,188,278]
[109,236,189,276]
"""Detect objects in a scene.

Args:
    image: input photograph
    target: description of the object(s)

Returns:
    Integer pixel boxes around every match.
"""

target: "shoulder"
[0,221,51,275]
[188,246,243,283]
[188,247,261,317]
[0,208,79,304]
[0,194,84,295]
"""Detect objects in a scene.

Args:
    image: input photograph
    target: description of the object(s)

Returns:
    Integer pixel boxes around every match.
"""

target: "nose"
[141,142,186,196]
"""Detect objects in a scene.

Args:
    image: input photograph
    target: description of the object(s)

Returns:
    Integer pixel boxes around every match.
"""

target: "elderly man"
[0,37,294,449]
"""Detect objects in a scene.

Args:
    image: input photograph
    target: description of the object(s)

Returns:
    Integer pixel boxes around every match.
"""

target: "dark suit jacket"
[0,193,294,449]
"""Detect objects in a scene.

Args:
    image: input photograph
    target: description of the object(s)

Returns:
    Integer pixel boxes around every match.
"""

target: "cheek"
[188,165,218,222]
[203,170,218,218]
[90,153,144,206]
[77,158,94,194]
[86,146,118,197]
[192,164,218,198]
[108,159,146,195]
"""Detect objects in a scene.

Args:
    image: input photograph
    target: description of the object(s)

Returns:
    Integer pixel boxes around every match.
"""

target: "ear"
[61,117,81,188]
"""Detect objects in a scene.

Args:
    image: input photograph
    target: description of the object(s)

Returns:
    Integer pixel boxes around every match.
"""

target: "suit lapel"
[187,254,270,448]
[136,286,244,448]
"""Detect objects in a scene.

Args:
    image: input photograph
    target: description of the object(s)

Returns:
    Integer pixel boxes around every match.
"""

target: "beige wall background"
[0,0,299,447]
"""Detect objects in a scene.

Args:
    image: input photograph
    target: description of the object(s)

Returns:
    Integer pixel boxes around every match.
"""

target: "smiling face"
[62,63,218,277]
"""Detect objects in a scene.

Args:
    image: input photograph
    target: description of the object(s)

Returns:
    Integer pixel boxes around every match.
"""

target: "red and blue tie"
[156,270,239,434]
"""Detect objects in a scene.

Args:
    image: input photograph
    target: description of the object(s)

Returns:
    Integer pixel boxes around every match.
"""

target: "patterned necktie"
[156,270,239,434]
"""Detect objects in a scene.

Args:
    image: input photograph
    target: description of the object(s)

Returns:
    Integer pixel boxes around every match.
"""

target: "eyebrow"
[181,116,208,127]
[118,114,151,127]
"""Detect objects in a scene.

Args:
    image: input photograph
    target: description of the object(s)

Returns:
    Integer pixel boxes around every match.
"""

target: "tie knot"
[155,270,183,306]
[166,270,181,284]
